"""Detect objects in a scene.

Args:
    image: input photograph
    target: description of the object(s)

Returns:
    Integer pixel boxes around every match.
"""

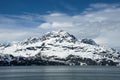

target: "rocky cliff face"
[0,30,120,66]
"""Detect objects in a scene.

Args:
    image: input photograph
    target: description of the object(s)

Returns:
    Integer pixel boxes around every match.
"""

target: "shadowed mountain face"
[0,30,120,66]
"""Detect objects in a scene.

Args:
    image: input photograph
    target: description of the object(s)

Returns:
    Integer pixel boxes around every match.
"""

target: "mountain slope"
[0,30,120,66]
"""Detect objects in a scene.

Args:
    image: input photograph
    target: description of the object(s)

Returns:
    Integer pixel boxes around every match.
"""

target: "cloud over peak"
[0,3,120,48]
[38,3,120,47]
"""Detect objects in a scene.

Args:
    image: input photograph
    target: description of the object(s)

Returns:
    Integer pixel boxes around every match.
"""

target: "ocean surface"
[0,66,120,80]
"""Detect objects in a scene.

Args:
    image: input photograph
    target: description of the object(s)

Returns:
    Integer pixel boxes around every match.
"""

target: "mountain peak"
[81,38,98,45]
[44,30,69,37]
[42,30,77,43]
[20,36,40,45]
[0,30,120,66]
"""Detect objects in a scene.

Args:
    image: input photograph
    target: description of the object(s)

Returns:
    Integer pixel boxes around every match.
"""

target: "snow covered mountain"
[0,30,120,66]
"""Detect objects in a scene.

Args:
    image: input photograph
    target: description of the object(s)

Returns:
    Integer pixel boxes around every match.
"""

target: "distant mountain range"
[0,30,120,66]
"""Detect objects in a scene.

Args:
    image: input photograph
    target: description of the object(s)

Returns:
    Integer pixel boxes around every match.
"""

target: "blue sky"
[0,0,120,15]
[0,0,120,49]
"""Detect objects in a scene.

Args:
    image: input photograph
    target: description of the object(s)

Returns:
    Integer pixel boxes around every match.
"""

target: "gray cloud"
[0,14,44,43]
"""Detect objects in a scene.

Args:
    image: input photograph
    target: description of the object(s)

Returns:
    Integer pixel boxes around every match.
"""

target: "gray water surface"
[0,66,120,80]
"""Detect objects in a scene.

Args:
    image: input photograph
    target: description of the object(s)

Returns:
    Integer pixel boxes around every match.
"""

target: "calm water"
[0,66,120,80]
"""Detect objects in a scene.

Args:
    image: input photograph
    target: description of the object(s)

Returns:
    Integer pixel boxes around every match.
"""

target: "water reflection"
[0,66,120,80]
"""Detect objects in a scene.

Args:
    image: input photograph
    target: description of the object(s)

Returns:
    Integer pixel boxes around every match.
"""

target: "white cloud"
[39,22,74,29]
[0,14,44,43]
[39,23,51,29]
[52,22,74,28]
[0,28,42,43]
[89,3,120,9]
[49,13,66,17]
[94,29,120,47]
